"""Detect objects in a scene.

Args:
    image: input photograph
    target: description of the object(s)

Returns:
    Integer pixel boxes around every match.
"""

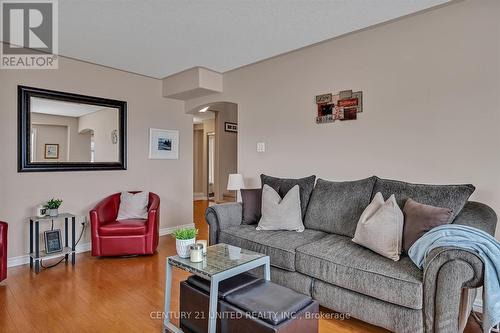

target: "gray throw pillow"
[241,188,262,225]
[257,185,304,232]
[304,177,376,237]
[403,198,453,252]
[372,177,474,220]
[260,174,316,219]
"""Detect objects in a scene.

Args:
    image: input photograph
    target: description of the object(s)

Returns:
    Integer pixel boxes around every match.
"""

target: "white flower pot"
[48,208,58,217]
[176,238,196,258]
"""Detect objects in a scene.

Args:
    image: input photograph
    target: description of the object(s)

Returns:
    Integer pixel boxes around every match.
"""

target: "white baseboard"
[8,242,92,268]
[193,192,208,201]
[7,223,195,268]
[159,223,195,236]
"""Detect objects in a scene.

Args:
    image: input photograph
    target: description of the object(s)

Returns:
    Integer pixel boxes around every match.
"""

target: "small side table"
[29,213,77,273]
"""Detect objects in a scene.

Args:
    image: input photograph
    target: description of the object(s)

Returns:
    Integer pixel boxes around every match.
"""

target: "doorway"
[191,102,238,204]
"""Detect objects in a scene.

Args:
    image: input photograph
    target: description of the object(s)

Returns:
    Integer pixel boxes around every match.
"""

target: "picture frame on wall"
[149,128,179,160]
[44,144,59,159]
[225,122,238,133]
[44,229,63,254]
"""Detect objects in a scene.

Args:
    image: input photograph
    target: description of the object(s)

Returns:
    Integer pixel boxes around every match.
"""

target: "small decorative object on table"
[197,239,207,255]
[171,227,198,258]
[44,229,63,254]
[35,205,46,218]
[189,243,204,263]
[45,198,63,217]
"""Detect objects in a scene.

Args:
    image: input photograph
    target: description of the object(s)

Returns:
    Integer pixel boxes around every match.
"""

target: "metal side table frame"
[163,244,271,333]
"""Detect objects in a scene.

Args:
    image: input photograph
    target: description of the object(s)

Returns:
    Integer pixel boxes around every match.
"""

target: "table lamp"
[227,174,244,201]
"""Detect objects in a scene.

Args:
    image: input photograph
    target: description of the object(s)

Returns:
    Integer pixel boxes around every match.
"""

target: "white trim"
[159,223,195,236]
[7,224,195,268]
[8,242,92,268]
[193,192,208,201]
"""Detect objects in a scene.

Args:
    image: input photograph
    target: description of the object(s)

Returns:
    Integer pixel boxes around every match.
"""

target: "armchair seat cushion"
[99,220,147,236]
[296,234,424,309]
[219,225,326,271]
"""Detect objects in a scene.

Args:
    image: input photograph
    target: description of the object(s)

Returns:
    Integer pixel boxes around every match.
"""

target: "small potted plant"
[171,227,198,258]
[45,198,63,217]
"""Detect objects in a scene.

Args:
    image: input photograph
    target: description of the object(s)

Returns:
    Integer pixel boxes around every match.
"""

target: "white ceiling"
[55,0,450,79]
[193,111,215,124]
[31,98,106,117]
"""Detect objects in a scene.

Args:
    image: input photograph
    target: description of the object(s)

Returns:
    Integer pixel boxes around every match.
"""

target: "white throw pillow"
[116,191,149,220]
[352,192,403,261]
[256,184,304,232]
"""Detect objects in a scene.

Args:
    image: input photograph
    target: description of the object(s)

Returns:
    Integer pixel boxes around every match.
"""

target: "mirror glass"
[29,97,120,163]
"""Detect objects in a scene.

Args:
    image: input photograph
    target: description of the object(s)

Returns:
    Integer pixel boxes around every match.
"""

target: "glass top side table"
[28,213,77,273]
[163,243,270,333]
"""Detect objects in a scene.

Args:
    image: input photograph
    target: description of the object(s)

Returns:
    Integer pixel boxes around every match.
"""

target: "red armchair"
[90,192,160,256]
[0,221,7,282]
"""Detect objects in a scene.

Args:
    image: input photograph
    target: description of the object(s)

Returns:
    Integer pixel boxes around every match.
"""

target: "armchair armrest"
[205,203,242,245]
[146,192,160,235]
[0,221,7,281]
[421,202,496,333]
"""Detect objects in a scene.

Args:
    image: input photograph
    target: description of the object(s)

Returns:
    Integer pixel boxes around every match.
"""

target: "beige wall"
[78,108,119,162]
[32,124,68,162]
[31,112,91,162]
[186,0,500,239]
[0,55,193,258]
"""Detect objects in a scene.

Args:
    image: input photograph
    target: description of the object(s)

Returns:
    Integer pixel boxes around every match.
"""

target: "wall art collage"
[315,90,363,124]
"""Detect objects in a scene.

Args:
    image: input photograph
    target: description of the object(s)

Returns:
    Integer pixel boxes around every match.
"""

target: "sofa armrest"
[423,247,484,333]
[452,201,497,236]
[205,203,242,245]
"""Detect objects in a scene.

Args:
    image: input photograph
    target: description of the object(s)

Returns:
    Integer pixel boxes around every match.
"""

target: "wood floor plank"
[0,200,480,332]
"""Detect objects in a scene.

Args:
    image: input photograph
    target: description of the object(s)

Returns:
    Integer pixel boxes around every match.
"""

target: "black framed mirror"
[18,86,127,172]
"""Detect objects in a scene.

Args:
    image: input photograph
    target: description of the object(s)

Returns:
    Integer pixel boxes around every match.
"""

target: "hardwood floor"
[0,200,481,332]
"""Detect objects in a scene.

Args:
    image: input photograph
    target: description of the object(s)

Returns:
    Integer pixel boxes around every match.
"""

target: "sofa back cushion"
[372,177,475,220]
[260,174,316,219]
[304,177,376,237]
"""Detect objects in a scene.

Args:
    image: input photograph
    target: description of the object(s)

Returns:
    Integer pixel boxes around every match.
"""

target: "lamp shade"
[227,174,244,191]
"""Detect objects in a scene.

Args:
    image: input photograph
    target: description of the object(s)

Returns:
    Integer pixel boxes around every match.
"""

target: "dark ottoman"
[180,274,319,333]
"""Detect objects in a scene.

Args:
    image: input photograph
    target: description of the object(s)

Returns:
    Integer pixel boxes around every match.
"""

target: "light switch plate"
[257,142,266,153]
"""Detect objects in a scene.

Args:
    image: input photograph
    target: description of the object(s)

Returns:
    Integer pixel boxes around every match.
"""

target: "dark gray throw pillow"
[260,174,316,219]
[372,177,475,220]
[241,188,262,225]
[403,198,453,252]
[304,177,376,237]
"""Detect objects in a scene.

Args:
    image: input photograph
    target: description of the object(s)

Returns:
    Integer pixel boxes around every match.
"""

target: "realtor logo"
[1,0,58,69]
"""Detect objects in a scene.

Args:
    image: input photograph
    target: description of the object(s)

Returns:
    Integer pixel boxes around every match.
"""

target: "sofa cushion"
[372,177,474,220]
[219,225,326,271]
[99,220,147,236]
[296,234,423,309]
[304,177,376,237]
[260,174,316,219]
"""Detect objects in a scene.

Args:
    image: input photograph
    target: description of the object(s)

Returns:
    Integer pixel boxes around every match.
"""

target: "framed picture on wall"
[44,144,59,159]
[149,128,179,160]
[225,122,238,133]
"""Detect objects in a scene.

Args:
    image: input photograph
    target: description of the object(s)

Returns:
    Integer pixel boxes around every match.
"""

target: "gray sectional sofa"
[205,176,498,333]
